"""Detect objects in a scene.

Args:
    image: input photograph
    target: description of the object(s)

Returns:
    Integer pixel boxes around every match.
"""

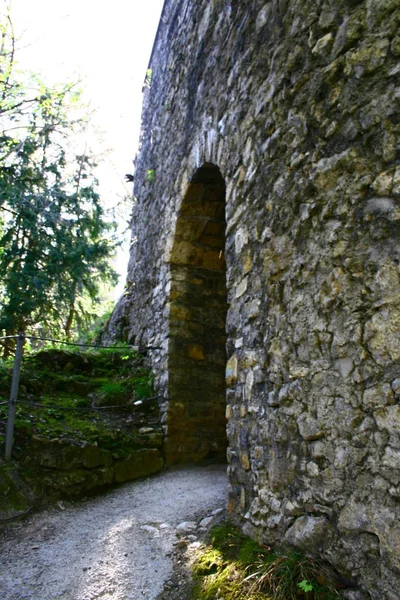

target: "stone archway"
[165,163,227,464]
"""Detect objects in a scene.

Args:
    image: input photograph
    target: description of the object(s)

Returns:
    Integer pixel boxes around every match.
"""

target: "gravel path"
[0,465,227,600]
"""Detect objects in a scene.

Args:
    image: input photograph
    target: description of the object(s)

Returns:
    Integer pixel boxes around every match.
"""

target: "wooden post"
[5,333,24,461]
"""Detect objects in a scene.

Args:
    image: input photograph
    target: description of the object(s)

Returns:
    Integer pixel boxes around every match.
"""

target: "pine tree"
[0,4,118,354]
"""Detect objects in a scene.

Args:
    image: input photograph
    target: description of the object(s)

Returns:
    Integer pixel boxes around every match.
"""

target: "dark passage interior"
[166,163,227,464]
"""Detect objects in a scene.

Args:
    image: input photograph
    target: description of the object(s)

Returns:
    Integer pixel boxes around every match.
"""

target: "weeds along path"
[0,465,227,600]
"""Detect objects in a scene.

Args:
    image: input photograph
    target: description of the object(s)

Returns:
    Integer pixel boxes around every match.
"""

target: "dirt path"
[0,465,227,600]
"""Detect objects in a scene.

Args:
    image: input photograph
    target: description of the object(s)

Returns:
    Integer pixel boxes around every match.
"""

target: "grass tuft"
[245,548,341,599]
[191,523,342,600]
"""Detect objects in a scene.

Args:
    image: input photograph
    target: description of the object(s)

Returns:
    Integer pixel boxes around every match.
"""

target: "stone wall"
[108,0,400,597]
[0,440,164,522]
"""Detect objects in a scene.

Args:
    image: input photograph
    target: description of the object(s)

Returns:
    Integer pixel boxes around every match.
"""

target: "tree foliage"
[0,4,118,352]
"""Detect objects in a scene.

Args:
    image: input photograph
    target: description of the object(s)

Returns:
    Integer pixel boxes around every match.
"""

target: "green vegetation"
[0,346,161,513]
[96,367,153,404]
[77,307,115,345]
[191,524,342,600]
[0,347,157,452]
[0,3,118,355]
[144,68,153,87]
[147,169,156,182]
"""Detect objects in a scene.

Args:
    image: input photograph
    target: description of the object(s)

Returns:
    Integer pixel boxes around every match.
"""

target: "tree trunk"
[64,302,75,341]
[2,330,15,359]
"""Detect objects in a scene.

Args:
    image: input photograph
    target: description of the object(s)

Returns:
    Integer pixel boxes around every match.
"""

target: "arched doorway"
[165,163,227,464]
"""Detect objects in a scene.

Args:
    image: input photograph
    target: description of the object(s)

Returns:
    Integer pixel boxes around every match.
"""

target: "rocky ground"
[0,465,227,600]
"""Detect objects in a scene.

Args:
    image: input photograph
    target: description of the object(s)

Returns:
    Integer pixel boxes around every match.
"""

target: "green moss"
[192,524,270,600]
[0,347,161,510]
[0,463,31,515]
[95,370,153,405]
[209,523,264,566]
[133,371,154,399]
[194,560,266,600]
[193,548,224,576]
[191,524,342,600]
[0,347,158,450]
[239,537,269,567]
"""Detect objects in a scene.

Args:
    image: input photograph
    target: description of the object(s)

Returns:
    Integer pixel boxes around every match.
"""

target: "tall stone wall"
[108,0,400,597]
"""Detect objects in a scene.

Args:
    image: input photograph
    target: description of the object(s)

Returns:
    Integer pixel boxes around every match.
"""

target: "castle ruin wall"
[108,1,400,597]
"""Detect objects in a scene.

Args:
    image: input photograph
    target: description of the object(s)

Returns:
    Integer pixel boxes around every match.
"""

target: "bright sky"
[9,0,164,291]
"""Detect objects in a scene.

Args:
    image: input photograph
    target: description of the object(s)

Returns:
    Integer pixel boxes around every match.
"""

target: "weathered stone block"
[284,516,333,551]
[363,384,395,408]
[186,344,205,360]
[82,444,113,469]
[114,450,164,484]
[226,354,238,386]
[374,405,400,434]
[297,414,324,441]
[138,431,164,449]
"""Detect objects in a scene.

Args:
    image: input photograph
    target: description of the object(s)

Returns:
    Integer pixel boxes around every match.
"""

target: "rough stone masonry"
[107,0,400,597]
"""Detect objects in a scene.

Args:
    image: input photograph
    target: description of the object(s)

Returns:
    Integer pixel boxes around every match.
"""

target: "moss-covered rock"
[0,462,41,522]
[0,347,164,519]
[114,449,164,483]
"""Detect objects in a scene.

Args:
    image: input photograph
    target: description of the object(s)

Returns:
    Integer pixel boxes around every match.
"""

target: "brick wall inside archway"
[165,163,227,464]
